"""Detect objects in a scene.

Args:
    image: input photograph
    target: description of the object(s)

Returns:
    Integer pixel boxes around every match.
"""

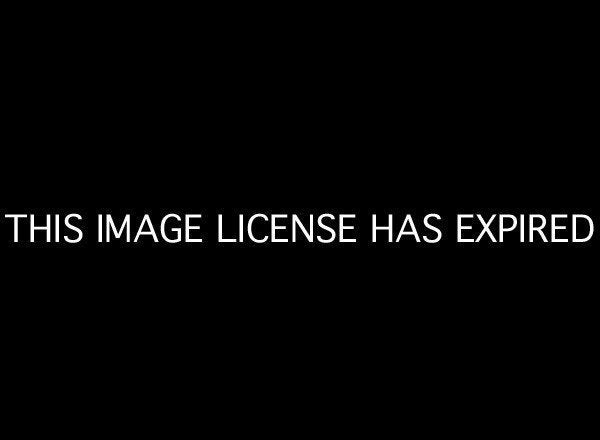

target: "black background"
[1,6,597,434]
